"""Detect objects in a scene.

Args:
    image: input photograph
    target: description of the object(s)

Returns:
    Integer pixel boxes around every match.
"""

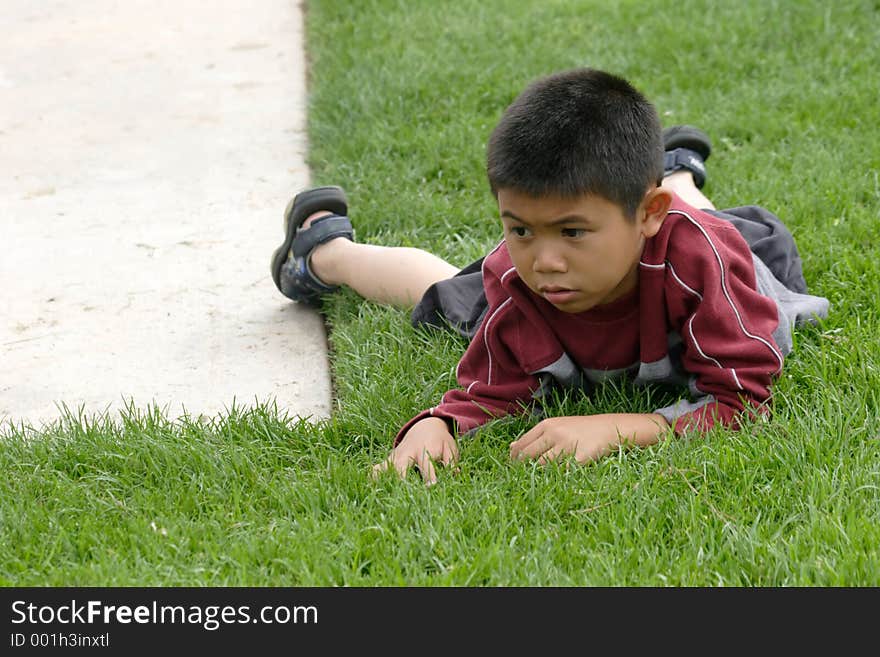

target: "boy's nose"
[532,245,566,273]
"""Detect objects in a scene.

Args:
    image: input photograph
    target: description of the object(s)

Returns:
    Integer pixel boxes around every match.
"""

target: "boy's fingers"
[416,449,437,486]
[370,456,395,480]
[521,438,550,460]
[370,452,413,481]
[510,424,542,457]
[537,445,563,465]
[440,439,459,466]
[393,452,415,480]
[372,442,455,485]
[513,432,551,460]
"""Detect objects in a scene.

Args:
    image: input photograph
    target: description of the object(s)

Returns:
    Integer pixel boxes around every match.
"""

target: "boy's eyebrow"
[500,210,592,226]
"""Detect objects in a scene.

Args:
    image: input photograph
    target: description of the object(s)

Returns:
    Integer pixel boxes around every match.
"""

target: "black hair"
[486,68,663,217]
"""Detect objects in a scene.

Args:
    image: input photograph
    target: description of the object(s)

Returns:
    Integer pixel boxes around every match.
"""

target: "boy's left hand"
[509,413,669,464]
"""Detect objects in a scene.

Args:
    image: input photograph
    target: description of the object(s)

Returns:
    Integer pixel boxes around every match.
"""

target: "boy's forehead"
[496,188,622,222]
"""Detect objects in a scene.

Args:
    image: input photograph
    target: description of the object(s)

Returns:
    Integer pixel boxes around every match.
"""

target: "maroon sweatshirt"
[394,195,784,445]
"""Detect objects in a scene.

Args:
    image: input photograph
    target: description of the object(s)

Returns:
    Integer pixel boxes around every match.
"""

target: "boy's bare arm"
[509,413,670,464]
[372,417,459,486]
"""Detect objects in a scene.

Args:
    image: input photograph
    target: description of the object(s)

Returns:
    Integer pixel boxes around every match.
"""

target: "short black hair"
[486,68,663,217]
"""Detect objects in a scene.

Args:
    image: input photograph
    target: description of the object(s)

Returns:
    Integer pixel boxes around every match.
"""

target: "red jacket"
[394,195,784,445]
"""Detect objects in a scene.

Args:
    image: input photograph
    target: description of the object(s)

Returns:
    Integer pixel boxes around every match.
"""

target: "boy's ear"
[639,187,673,238]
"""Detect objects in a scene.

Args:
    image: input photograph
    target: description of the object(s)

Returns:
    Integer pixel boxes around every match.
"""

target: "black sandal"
[270,186,354,304]
[662,125,712,189]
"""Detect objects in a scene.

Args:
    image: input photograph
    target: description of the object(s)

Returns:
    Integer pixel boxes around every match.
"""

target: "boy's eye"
[509,226,530,237]
[562,227,586,238]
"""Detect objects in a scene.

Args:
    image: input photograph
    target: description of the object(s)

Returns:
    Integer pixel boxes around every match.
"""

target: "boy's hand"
[371,417,459,486]
[509,413,669,464]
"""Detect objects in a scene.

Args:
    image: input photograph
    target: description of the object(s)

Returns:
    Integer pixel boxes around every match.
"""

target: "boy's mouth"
[538,285,578,305]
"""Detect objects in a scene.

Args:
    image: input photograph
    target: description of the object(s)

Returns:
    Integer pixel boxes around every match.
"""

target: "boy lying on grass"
[270,68,829,484]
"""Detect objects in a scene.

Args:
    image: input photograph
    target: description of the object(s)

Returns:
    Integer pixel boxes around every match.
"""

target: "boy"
[270,68,829,484]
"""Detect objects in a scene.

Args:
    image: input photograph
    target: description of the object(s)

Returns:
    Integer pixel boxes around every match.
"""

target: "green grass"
[3,0,879,585]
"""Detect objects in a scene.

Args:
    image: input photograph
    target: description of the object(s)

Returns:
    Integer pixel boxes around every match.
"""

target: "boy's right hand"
[371,416,459,486]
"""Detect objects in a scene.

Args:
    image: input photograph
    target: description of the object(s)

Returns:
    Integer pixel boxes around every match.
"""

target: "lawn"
[2,0,878,585]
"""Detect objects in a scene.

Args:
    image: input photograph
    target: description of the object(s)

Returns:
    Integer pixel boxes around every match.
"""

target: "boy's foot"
[662,125,712,189]
[270,185,354,305]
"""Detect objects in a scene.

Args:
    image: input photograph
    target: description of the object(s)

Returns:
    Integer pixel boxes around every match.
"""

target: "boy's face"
[497,188,666,314]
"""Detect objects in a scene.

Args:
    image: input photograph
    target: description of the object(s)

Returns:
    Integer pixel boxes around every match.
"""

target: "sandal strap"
[292,214,354,259]
[664,147,707,189]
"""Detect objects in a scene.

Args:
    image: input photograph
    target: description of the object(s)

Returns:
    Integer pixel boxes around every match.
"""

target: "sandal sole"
[662,125,712,161]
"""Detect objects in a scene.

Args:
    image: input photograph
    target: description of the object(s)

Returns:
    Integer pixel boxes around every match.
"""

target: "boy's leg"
[307,213,460,307]
[660,171,716,210]
[271,186,459,308]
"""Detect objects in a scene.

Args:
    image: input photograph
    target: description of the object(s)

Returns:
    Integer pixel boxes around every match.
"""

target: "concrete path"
[1,1,332,428]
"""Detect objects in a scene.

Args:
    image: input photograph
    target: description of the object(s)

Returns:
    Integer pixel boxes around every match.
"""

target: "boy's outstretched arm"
[509,413,670,464]
[372,417,459,486]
